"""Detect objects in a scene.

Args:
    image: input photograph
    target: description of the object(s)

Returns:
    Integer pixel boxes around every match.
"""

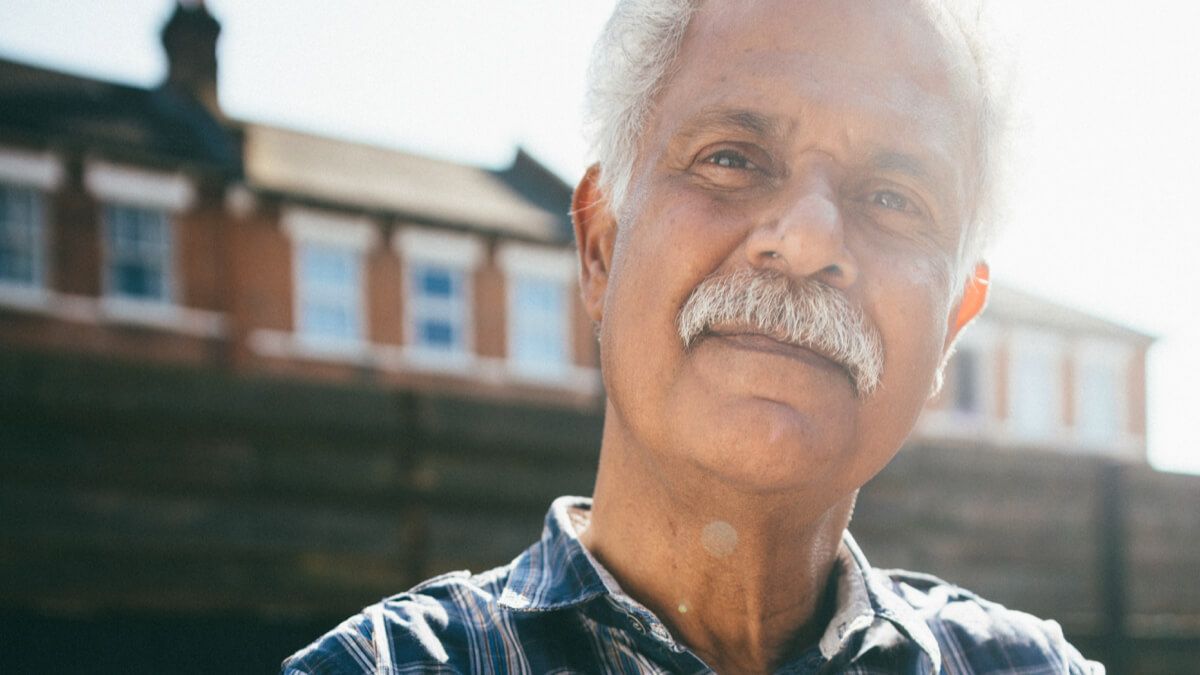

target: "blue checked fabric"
[282,496,1103,674]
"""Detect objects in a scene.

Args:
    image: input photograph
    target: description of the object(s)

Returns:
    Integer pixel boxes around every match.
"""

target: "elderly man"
[284,0,1103,673]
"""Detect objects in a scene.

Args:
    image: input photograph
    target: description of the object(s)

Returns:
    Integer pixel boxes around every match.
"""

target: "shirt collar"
[497,496,610,611]
[499,497,941,673]
[822,532,942,674]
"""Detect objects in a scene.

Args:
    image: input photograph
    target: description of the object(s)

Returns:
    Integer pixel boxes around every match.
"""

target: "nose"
[744,168,858,289]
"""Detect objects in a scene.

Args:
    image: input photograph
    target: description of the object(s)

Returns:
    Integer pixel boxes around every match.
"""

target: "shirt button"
[629,617,646,633]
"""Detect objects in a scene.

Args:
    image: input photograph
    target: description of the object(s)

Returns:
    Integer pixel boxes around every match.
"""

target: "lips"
[703,328,848,377]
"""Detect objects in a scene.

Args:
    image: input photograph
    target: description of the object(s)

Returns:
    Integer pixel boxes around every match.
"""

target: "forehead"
[652,0,980,189]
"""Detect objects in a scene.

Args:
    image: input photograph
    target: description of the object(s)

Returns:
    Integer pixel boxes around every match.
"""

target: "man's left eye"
[871,190,910,211]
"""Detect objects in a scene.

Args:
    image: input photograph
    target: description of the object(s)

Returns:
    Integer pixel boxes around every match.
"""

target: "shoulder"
[876,569,1105,675]
[280,567,512,675]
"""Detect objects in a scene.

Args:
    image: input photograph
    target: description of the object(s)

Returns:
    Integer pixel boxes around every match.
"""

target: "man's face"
[583,0,982,503]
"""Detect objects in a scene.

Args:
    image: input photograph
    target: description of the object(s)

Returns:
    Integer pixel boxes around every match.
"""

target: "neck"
[580,411,855,675]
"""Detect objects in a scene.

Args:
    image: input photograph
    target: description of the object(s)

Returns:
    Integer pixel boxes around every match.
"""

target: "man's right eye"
[704,149,757,171]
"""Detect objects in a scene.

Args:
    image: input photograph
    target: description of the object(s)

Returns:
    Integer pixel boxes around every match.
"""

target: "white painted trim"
[249,329,372,364]
[0,289,226,338]
[0,146,63,190]
[247,331,601,395]
[85,160,196,211]
[282,206,379,251]
[382,344,478,375]
[497,243,576,281]
[392,226,484,267]
[0,284,52,311]
[100,297,225,337]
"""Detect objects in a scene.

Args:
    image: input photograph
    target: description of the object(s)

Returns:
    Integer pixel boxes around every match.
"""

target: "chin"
[676,397,856,496]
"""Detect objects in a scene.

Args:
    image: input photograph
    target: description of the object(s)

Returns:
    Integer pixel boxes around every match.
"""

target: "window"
[283,207,377,348]
[0,183,44,288]
[1075,342,1129,446]
[510,275,568,375]
[1008,331,1063,440]
[105,204,172,303]
[296,243,362,342]
[408,262,469,353]
[499,243,576,379]
[393,228,483,366]
[951,347,980,414]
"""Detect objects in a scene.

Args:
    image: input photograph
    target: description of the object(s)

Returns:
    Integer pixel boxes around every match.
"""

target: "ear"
[572,164,618,323]
[944,262,990,350]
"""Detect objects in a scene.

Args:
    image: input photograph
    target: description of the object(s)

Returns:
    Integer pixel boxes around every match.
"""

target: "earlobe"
[572,165,618,323]
[945,262,990,347]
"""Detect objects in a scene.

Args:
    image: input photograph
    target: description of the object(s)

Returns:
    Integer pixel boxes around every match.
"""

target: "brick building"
[0,3,598,413]
[918,286,1154,462]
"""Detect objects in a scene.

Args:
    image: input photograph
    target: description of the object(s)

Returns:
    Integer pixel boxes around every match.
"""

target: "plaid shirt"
[283,496,1103,674]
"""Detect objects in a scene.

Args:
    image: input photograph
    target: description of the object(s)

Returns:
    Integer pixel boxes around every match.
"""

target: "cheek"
[611,182,748,305]
[864,257,953,395]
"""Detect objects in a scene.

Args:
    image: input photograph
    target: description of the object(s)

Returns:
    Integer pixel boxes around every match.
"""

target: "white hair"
[584,0,1012,292]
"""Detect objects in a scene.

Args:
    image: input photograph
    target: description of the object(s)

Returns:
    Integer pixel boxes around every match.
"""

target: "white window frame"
[0,183,48,293]
[86,160,195,316]
[101,203,175,305]
[84,160,195,212]
[1006,327,1067,444]
[0,146,62,305]
[283,206,377,352]
[393,227,483,370]
[1073,338,1133,449]
[498,243,576,380]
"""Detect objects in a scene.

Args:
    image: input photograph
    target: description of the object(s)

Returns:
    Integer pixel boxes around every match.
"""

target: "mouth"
[701,329,848,379]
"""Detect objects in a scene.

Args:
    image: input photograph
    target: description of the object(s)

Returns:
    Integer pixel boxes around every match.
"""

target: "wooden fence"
[0,350,1196,673]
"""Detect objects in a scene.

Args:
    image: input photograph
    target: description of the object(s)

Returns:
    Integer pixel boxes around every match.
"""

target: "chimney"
[160,0,222,114]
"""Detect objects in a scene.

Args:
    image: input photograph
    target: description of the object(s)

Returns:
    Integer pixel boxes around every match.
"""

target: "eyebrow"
[870,151,935,182]
[673,107,787,143]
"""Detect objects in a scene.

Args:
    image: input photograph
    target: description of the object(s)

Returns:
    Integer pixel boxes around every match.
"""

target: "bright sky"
[0,1,1196,474]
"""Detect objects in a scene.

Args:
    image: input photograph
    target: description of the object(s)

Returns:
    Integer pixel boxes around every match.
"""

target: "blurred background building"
[0,3,1196,674]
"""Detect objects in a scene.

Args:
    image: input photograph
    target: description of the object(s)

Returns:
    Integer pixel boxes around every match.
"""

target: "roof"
[0,57,240,173]
[491,148,575,240]
[986,284,1156,343]
[241,124,565,242]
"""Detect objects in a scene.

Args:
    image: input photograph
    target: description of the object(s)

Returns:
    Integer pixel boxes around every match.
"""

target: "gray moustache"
[677,270,884,397]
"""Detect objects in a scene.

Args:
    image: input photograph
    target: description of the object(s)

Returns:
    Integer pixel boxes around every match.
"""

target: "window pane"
[0,250,33,284]
[114,262,163,299]
[512,277,567,371]
[0,184,42,287]
[303,302,356,340]
[297,243,361,341]
[953,349,979,414]
[409,263,467,353]
[107,204,170,302]
[1079,362,1120,443]
[1011,349,1058,438]
[420,320,456,348]
[420,267,455,298]
[301,247,355,287]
